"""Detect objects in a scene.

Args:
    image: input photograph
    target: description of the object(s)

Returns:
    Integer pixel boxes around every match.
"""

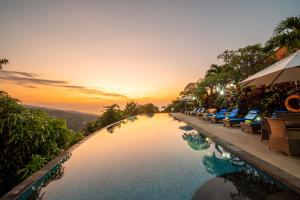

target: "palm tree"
[205,64,223,78]
[266,16,300,52]
[0,59,9,69]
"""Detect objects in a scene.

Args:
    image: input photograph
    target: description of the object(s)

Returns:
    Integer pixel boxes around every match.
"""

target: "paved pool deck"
[172,113,300,193]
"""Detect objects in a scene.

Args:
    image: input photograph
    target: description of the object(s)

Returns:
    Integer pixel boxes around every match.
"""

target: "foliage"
[243,83,297,116]
[266,16,300,52]
[217,44,275,81]
[0,59,8,69]
[164,99,192,113]
[139,103,159,114]
[18,155,46,179]
[0,91,82,196]
[124,101,140,117]
[99,104,124,127]
[180,82,198,97]
[85,102,159,134]
[69,131,84,145]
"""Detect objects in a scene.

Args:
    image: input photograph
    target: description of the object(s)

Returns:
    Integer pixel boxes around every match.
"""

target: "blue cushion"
[244,113,257,120]
[216,108,238,119]
[227,109,259,122]
[228,108,239,118]
[216,109,227,115]
[248,110,259,114]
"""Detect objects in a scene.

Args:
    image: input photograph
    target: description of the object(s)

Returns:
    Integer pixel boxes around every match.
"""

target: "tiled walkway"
[172,113,300,191]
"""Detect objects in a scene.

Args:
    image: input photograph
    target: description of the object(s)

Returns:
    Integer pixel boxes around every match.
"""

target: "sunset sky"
[0,0,299,114]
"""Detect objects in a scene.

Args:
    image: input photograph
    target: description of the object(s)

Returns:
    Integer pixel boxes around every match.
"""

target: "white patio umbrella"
[241,50,300,86]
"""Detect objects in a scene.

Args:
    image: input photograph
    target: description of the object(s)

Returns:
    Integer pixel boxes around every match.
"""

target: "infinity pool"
[23,114,298,199]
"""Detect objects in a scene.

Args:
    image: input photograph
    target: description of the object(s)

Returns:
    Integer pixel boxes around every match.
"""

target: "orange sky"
[0,0,299,114]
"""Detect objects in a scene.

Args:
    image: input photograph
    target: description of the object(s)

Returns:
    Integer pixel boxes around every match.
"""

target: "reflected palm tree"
[192,170,297,200]
[182,132,211,150]
[202,144,245,176]
[197,145,299,199]
[202,152,245,176]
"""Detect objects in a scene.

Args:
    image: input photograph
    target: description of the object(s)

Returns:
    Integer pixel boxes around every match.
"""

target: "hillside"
[25,105,98,132]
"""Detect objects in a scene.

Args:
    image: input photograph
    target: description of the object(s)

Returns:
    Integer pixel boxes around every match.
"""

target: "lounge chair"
[191,107,202,115]
[210,108,239,123]
[199,108,217,119]
[186,108,197,115]
[203,109,227,121]
[196,108,206,116]
[223,110,260,127]
[266,118,300,156]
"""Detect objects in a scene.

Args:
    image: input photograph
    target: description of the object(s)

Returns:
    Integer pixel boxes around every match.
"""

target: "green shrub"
[0,91,79,195]
[18,155,46,179]
[69,131,84,145]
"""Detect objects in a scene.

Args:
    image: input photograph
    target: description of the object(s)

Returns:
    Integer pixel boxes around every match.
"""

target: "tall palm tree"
[205,64,223,78]
[0,59,9,69]
[266,16,300,52]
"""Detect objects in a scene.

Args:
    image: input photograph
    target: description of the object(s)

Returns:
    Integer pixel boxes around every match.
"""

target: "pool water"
[25,114,298,199]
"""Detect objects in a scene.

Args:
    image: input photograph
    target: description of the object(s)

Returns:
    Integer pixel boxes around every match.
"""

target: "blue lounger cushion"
[206,109,227,117]
[216,108,239,119]
[227,110,259,123]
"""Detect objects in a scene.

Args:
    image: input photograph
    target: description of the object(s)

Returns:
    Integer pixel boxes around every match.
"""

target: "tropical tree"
[124,101,140,117]
[0,59,8,70]
[139,103,159,114]
[180,82,198,97]
[0,91,83,196]
[205,64,223,77]
[217,44,275,81]
[266,16,300,52]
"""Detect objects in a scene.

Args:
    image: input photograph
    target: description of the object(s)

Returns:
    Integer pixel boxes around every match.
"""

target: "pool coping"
[171,113,300,194]
[0,117,132,200]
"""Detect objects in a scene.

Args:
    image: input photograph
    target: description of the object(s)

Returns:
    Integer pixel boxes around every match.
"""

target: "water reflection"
[28,165,65,200]
[182,131,211,150]
[106,116,138,133]
[145,113,154,117]
[106,121,125,133]
[180,132,299,199]
[26,154,71,200]
[191,170,293,200]
[192,168,300,200]
[179,125,194,131]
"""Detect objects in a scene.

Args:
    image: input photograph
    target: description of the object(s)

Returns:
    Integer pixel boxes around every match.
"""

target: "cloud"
[0,70,127,99]
[1,70,37,78]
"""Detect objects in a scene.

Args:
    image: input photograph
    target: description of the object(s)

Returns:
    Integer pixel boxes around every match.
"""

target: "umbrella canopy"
[241,50,300,86]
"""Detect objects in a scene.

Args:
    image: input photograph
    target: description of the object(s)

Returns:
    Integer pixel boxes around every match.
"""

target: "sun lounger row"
[183,108,300,156]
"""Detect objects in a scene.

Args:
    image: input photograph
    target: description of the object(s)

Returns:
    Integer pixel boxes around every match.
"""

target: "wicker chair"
[266,118,300,156]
